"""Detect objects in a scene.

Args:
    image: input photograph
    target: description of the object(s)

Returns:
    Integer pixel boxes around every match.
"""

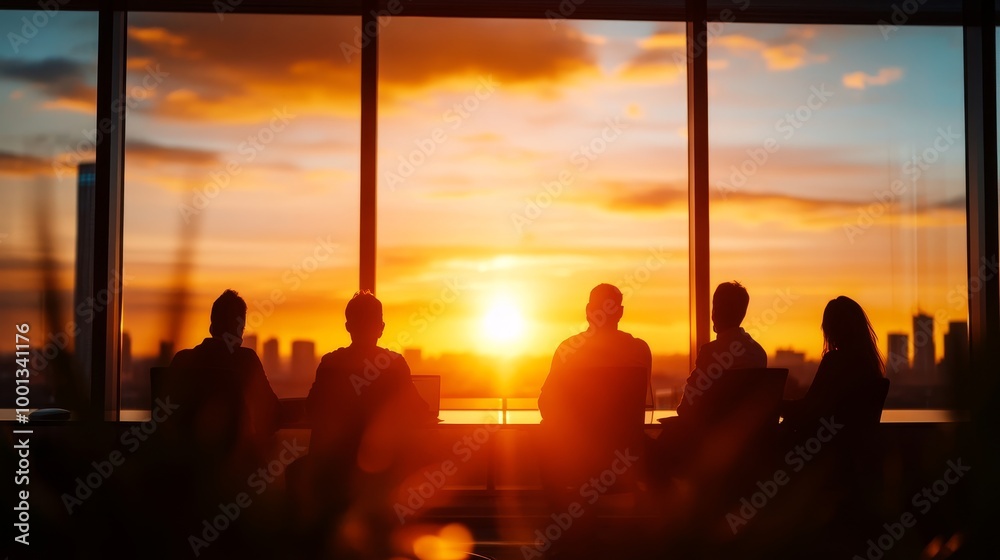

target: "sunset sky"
[0,12,971,382]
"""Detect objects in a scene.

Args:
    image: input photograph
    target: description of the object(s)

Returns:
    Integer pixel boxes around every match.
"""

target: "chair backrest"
[563,365,649,445]
[150,366,169,409]
[843,376,890,428]
[150,365,247,453]
[695,367,789,427]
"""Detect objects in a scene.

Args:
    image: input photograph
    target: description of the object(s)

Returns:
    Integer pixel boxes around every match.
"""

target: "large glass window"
[121,14,360,406]
[377,19,689,409]
[0,10,98,411]
[709,24,967,408]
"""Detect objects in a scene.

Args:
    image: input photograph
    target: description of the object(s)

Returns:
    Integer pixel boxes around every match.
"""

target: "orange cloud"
[714,34,827,71]
[842,67,904,90]
[126,15,598,123]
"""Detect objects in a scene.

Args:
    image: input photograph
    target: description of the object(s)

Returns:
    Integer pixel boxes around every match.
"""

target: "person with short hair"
[307,291,433,465]
[169,289,280,448]
[676,281,768,418]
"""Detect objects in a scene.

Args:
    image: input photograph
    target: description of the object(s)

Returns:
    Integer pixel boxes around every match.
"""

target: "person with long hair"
[781,295,885,430]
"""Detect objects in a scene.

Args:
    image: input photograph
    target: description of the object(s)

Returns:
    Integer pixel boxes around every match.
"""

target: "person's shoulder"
[168,348,195,367]
[317,347,351,367]
[615,331,652,361]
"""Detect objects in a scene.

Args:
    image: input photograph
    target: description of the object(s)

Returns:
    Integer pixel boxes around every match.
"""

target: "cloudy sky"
[0,11,970,377]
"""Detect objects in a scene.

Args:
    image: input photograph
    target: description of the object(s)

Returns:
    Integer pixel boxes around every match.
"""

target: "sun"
[481,295,527,346]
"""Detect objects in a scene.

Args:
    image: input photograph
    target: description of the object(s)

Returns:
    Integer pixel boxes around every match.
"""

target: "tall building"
[262,337,281,377]
[912,313,936,383]
[291,340,316,381]
[120,331,133,382]
[242,334,258,354]
[157,341,174,366]
[887,333,909,380]
[74,162,96,382]
[942,321,969,381]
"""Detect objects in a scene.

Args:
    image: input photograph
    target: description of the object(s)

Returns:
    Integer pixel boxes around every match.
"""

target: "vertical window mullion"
[687,0,711,371]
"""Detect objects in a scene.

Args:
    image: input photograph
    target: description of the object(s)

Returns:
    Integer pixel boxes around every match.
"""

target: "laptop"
[410,374,442,421]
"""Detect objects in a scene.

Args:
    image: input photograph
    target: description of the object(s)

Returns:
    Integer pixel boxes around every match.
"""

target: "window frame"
[2,0,990,418]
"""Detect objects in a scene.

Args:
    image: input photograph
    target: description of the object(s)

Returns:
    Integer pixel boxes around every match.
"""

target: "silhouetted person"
[168,289,280,453]
[776,296,889,558]
[308,291,433,464]
[649,282,768,498]
[677,281,767,419]
[781,296,885,430]
[538,284,651,496]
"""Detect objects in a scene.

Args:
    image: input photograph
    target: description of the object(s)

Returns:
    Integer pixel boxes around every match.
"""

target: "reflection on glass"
[0,11,98,410]
[121,14,360,404]
[377,19,689,403]
[708,23,967,408]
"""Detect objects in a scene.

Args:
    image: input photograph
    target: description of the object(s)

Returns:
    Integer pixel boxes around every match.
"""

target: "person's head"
[345,290,384,346]
[209,289,247,342]
[586,283,623,330]
[822,296,885,375]
[712,281,750,332]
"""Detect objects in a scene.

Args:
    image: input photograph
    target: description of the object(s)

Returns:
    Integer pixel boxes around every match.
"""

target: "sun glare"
[481,295,526,346]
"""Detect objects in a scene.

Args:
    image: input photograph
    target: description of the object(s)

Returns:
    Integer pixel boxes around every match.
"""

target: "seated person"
[168,289,280,454]
[651,282,767,483]
[781,296,885,432]
[778,297,888,552]
[676,281,767,420]
[307,291,434,474]
[538,284,652,490]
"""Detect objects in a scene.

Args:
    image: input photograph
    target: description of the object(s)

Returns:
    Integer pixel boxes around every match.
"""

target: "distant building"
[887,333,909,380]
[157,341,174,366]
[912,313,936,383]
[404,348,423,370]
[942,321,969,381]
[74,162,96,381]
[242,334,258,354]
[262,337,280,377]
[291,340,316,381]
[121,331,133,381]
[772,348,809,397]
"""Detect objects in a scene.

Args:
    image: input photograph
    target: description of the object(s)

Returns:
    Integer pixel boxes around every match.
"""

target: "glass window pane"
[378,19,689,410]
[0,11,98,412]
[122,13,360,407]
[709,23,967,408]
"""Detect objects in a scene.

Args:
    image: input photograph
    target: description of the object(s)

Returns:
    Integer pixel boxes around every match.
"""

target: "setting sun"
[481,295,527,347]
